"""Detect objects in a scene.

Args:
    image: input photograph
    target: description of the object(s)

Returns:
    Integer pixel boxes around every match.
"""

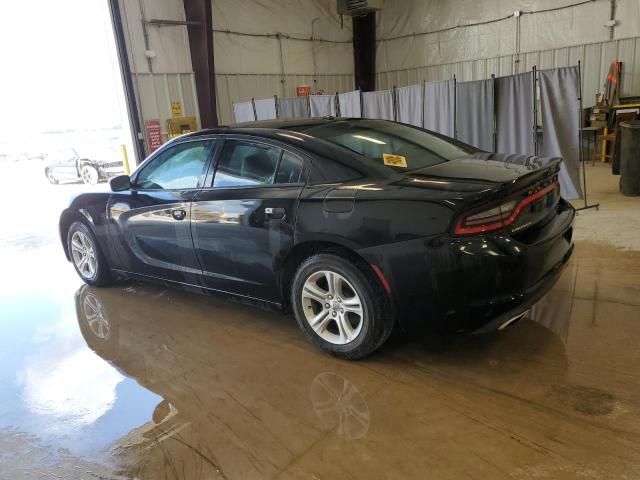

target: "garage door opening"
[0,0,135,248]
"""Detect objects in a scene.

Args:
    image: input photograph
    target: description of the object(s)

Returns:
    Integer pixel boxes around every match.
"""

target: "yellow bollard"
[121,144,131,175]
[600,127,608,163]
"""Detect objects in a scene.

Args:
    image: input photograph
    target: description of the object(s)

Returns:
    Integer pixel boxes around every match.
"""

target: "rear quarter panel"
[295,183,461,332]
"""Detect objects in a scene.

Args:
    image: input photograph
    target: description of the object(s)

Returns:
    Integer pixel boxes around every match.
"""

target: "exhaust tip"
[498,310,530,331]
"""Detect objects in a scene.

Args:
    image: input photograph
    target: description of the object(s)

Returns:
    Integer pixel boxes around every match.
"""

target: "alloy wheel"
[70,230,97,280]
[301,270,364,345]
[83,293,110,340]
[81,166,98,184]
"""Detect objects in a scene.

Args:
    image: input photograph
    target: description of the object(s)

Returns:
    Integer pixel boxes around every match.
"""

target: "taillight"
[454,181,559,236]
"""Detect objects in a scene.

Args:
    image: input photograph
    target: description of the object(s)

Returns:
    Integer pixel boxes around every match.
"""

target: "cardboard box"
[590,113,608,121]
[590,120,608,128]
[592,107,610,114]
[595,93,609,107]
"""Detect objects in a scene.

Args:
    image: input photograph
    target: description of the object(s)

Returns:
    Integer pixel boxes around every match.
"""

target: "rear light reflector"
[371,264,391,294]
[454,181,559,236]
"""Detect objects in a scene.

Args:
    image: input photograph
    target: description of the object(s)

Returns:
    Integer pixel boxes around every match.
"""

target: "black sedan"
[59,119,575,359]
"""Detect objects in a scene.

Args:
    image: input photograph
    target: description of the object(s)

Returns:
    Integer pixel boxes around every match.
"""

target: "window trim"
[204,135,310,191]
[130,138,217,192]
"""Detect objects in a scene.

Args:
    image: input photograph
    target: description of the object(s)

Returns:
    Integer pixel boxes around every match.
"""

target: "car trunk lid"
[404,153,563,235]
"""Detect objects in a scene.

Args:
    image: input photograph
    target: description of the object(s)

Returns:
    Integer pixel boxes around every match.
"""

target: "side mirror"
[110,175,131,192]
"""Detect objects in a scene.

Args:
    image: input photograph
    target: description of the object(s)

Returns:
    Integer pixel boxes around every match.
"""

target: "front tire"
[67,221,113,286]
[81,165,99,185]
[291,253,393,359]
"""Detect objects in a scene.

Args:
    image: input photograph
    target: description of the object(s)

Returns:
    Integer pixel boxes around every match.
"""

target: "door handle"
[265,207,286,219]
[172,209,187,221]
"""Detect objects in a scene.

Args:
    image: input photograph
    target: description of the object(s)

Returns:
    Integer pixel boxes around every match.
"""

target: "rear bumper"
[358,200,576,335]
[99,165,125,178]
[470,242,573,333]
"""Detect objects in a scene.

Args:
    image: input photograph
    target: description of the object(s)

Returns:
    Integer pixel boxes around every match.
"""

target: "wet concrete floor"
[1,164,640,479]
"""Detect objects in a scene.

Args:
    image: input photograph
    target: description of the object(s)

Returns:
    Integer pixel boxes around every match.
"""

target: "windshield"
[80,145,121,162]
[291,120,478,171]
[48,148,78,162]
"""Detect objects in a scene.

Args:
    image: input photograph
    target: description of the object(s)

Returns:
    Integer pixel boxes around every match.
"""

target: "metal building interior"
[1,0,640,478]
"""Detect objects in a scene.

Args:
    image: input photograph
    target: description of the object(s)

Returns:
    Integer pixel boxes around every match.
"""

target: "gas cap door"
[323,187,356,213]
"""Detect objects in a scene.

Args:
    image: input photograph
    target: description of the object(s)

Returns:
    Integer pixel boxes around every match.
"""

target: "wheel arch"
[278,240,389,313]
[78,158,95,167]
[59,209,96,261]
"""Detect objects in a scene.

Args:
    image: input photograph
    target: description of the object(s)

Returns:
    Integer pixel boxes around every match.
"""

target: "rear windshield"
[291,119,477,171]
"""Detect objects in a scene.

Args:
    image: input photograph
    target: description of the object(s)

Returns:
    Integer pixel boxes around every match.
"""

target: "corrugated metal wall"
[376,36,640,107]
[132,72,200,130]
[119,0,201,160]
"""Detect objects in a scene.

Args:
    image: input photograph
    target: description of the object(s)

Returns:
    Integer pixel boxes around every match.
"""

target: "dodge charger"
[59,119,575,359]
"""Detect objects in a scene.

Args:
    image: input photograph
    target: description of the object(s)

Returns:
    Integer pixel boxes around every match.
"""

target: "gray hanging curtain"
[456,79,494,151]
[362,90,394,120]
[423,80,455,137]
[538,67,583,199]
[254,98,277,120]
[233,101,255,123]
[495,72,534,154]
[338,90,361,118]
[310,95,336,117]
[396,84,423,127]
[278,97,309,118]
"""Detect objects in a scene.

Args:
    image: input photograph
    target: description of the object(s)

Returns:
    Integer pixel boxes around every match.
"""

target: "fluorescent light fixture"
[353,134,386,145]
[277,133,304,141]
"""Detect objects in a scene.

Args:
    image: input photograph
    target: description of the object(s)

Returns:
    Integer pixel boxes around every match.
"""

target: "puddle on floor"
[1,241,640,479]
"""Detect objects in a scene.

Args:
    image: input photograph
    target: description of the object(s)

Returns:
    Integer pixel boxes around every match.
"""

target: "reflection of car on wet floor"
[75,282,610,480]
[74,283,372,478]
[45,146,124,185]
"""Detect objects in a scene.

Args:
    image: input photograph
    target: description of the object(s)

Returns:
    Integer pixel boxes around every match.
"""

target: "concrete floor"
[1,162,639,479]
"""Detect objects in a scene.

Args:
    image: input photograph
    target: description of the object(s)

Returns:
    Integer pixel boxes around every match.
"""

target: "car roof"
[182,117,394,152]
[193,117,337,135]
[178,117,395,177]
[186,117,387,142]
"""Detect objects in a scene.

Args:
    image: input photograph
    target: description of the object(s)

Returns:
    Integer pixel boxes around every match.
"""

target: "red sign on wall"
[144,119,163,154]
[297,85,311,97]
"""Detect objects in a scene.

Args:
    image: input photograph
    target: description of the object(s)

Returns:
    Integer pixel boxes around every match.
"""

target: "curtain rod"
[212,29,352,44]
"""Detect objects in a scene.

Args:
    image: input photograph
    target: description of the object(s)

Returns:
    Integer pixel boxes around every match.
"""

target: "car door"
[52,149,80,181]
[191,136,307,302]
[107,138,216,285]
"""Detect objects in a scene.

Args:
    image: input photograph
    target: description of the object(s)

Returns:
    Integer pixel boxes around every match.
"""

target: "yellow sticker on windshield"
[383,154,407,168]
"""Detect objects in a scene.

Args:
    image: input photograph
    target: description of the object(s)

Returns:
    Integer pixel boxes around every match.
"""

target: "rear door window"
[212,140,305,187]
[213,141,280,187]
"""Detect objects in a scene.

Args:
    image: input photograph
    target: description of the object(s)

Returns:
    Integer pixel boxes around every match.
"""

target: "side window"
[136,141,213,190]
[213,141,281,188]
[275,151,304,184]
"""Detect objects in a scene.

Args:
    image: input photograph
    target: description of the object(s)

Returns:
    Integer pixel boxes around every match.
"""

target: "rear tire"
[67,221,113,286]
[291,253,393,359]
